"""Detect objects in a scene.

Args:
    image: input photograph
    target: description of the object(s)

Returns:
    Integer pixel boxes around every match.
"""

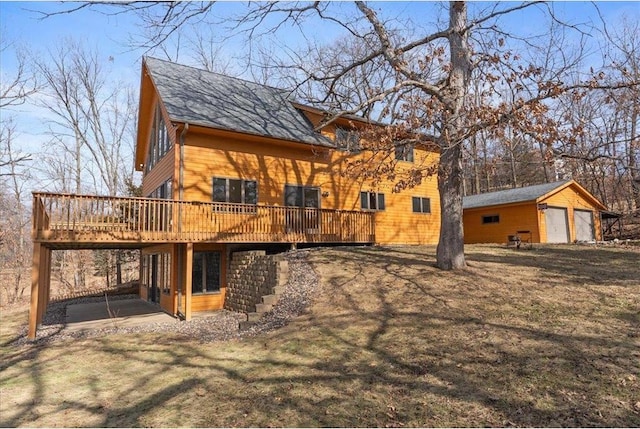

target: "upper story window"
[285,185,320,208]
[412,197,431,214]
[361,191,385,211]
[335,127,361,153]
[213,178,257,205]
[145,104,172,174]
[482,214,500,224]
[395,142,414,162]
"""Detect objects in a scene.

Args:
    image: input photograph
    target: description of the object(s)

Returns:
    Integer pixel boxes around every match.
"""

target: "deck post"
[185,242,193,321]
[28,242,42,339]
[43,247,52,320]
[36,247,48,325]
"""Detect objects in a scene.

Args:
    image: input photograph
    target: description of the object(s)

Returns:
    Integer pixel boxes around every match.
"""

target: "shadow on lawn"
[297,246,640,426]
[2,245,639,427]
[465,245,640,286]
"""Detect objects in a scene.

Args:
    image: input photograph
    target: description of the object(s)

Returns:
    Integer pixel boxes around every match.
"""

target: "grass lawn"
[1,244,639,427]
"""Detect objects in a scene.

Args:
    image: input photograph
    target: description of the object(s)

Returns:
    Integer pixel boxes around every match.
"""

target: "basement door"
[574,209,595,242]
[545,207,570,243]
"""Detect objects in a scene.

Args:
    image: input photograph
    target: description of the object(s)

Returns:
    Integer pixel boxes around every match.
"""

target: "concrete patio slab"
[65,299,176,332]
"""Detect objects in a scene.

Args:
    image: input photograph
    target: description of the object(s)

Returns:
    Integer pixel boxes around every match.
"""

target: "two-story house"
[28,57,441,338]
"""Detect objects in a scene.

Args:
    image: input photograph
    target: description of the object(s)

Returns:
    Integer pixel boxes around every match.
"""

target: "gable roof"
[463,180,572,209]
[143,57,333,147]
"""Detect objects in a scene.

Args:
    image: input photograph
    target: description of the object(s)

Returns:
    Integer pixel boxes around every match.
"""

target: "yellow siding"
[141,244,176,314]
[181,127,441,245]
[463,203,540,244]
[540,185,602,242]
[463,183,604,244]
[180,243,227,312]
[142,147,175,197]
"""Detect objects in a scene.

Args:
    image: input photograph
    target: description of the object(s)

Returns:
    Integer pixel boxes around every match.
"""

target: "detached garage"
[463,180,606,244]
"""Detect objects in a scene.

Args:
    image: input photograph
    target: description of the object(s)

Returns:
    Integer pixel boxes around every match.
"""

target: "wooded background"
[1,2,638,299]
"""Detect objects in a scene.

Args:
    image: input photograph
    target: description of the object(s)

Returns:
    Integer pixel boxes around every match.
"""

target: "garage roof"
[463,180,572,209]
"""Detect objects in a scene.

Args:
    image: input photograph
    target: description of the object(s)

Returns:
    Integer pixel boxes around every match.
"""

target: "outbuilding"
[463,180,607,244]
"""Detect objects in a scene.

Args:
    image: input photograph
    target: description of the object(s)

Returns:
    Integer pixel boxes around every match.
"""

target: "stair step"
[262,294,279,305]
[255,303,272,313]
[273,286,286,295]
[246,312,261,322]
[239,320,254,330]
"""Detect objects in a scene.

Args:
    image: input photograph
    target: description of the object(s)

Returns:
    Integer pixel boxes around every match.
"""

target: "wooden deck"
[28,192,375,339]
[32,192,375,247]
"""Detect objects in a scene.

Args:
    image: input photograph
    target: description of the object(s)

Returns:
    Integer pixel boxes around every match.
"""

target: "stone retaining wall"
[224,250,289,313]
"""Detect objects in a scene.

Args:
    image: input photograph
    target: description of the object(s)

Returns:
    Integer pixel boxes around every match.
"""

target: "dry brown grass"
[1,244,639,427]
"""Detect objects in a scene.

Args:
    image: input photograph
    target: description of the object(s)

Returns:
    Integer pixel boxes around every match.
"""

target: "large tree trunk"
[436,1,469,270]
[436,143,466,269]
[629,107,639,211]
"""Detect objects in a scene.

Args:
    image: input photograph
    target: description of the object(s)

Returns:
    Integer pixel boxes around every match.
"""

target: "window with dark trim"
[361,191,385,211]
[335,127,361,153]
[192,251,221,294]
[412,197,431,214]
[212,178,257,205]
[395,143,414,162]
[161,253,171,295]
[482,214,500,224]
[145,104,172,173]
[149,179,172,199]
[285,185,320,208]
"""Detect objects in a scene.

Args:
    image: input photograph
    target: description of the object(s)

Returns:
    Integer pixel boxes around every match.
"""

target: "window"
[335,127,361,153]
[147,179,173,231]
[192,251,221,294]
[145,104,172,173]
[213,178,257,205]
[284,185,320,232]
[395,143,414,162]
[412,197,431,214]
[361,191,385,211]
[482,214,500,224]
[149,179,172,199]
[161,253,171,295]
[285,185,320,208]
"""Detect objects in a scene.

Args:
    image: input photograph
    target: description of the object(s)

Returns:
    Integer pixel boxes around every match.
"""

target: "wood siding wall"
[142,146,176,197]
[180,127,440,245]
[463,202,541,244]
[140,243,176,314]
[463,184,603,244]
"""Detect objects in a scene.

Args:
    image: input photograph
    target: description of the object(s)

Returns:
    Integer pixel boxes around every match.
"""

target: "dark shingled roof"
[144,57,333,147]
[463,180,571,209]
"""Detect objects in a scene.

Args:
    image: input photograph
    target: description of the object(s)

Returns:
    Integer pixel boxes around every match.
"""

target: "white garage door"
[574,209,595,242]
[545,207,569,243]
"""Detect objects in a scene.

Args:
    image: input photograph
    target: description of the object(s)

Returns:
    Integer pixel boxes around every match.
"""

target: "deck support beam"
[184,242,193,321]
[28,242,42,339]
[41,247,52,323]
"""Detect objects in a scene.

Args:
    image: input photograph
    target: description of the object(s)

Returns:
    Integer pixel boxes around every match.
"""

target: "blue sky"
[3,2,637,75]
[1,1,639,188]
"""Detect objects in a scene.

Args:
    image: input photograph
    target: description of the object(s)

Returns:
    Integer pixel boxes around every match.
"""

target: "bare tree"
[0,35,38,303]
[40,1,640,267]
[0,32,39,109]
[31,40,138,288]
[0,120,32,303]
[32,39,136,196]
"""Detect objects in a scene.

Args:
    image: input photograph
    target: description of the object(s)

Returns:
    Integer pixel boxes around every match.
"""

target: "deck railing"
[32,192,375,245]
